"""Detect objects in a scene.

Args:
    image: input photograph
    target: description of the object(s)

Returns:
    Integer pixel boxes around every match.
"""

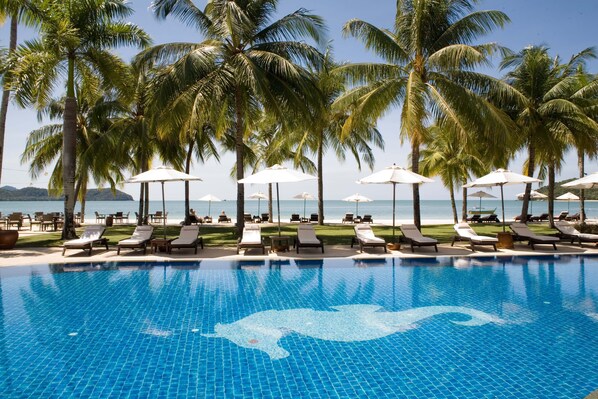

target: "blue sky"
[1,0,598,201]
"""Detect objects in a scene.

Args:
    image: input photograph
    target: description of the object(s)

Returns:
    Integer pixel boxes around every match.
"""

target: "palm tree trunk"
[61,57,78,239]
[411,141,421,229]
[184,140,194,225]
[461,180,468,221]
[137,183,144,225]
[317,129,324,225]
[548,163,555,228]
[520,141,535,221]
[0,17,17,186]
[449,181,458,224]
[234,87,245,236]
[578,149,585,223]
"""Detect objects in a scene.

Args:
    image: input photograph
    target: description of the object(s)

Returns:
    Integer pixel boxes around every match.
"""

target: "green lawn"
[14,222,559,248]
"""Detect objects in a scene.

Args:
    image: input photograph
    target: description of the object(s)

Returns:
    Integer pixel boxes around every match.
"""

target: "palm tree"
[499,46,598,224]
[420,124,486,223]
[141,0,325,235]
[0,0,38,186]
[293,49,384,225]
[338,0,512,229]
[5,0,150,238]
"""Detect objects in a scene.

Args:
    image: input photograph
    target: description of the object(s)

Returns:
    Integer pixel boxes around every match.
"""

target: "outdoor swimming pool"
[0,256,596,398]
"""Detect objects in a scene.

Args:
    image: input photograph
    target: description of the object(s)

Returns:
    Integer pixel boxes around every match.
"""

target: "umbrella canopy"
[358,165,433,240]
[127,166,201,238]
[467,190,497,212]
[465,169,540,231]
[239,164,316,235]
[556,192,580,212]
[198,194,221,217]
[562,172,598,189]
[293,192,315,219]
[248,192,269,216]
[342,193,373,215]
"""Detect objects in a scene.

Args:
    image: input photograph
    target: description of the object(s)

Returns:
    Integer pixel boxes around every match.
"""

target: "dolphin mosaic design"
[203,305,503,359]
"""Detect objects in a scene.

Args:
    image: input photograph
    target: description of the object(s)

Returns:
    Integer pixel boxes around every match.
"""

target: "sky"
[1,0,598,201]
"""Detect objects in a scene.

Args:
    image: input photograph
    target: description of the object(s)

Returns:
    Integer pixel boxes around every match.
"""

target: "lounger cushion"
[510,224,559,243]
[240,225,262,244]
[400,224,438,244]
[118,226,153,246]
[454,223,498,243]
[355,225,385,244]
[554,222,598,241]
[64,226,105,247]
[172,226,199,245]
[297,225,321,244]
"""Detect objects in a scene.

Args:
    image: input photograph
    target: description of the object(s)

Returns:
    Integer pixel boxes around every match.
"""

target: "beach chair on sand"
[451,223,498,252]
[509,223,558,250]
[295,225,324,253]
[310,213,319,223]
[170,225,203,254]
[237,225,265,254]
[62,225,108,256]
[351,224,387,253]
[554,221,598,247]
[465,214,481,223]
[361,214,373,224]
[342,213,354,223]
[290,214,301,222]
[117,225,154,255]
[400,224,438,252]
[554,211,569,221]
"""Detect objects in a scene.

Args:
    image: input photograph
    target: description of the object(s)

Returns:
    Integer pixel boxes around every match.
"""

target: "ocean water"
[0,199,591,223]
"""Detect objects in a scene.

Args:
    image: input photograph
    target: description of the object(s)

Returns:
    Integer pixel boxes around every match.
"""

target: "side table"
[270,235,291,252]
[151,238,173,254]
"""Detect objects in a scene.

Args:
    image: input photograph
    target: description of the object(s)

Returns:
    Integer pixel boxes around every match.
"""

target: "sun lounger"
[62,225,108,256]
[509,223,558,250]
[351,224,387,253]
[237,224,265,254]
[554,211,569,221]
[261,213,270,222]
[530,213,549,222]
[295,225,324,253]
[218,214,231,223]
[399,224,438,252]
[290,214,301,222]
[479,214,500,223]
[465,214,482,223]
[170,225,203,254]
[361,214,373,224]
[342,213,354,223]
[565,213,580,221]
[514,214,533,223]
[451,223,498,252]
[117,225,154,254]
[554,221,598,247]
[310,213,319,223]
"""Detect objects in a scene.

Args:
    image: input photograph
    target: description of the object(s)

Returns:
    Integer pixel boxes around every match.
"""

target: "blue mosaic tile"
[0,255,596,397]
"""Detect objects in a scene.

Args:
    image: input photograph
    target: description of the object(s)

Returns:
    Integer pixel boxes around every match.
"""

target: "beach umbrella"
[464,169,540,232]
[293,192,314,219]
[556,192,580,212]
[467,190,496,211]
[248,192,269,216]
[239,164,316,235]
[357,164,433,241]
[198,194,221,217]
[342,193,373,216]
[516,190,547,213]
[562,172,598,189]
[127,166,201,238]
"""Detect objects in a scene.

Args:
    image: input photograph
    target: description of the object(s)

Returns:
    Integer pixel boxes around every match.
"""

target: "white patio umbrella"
[464,169,540,232]
[342,193,373,216]
[556,192,580,212]
[293,192,314,219]
[562,172,598,189]
[248,192,269,216]
[357,164,433,241]
[467,190,496,211]
[239,164,317,235]
[127,166,201,238]
[198,194,221,217]
[516,190,547,213]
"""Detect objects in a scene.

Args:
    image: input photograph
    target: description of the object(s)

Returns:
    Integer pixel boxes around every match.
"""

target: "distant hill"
[537,178,598,200]
[0,187,133,201]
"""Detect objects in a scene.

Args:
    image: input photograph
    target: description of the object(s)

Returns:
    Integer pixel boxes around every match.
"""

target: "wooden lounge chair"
[465,214,482,223]
[170,225,203,254]
[514,214,533,223]
[295,225,324,253]
[554,211,569,221]
[451,223,498,252]
[554,221,598,247]
[351,224,387,253]
[237,224,265,254]
[565,213,580,221]
[6,213,23,230]
[244,213,253,222]
[342,213,354,223]
[217,214,231,223]
[290,214,301,222]
[361,214,373,224]
[399,224,438,252]
[62,225,108,256]
[531,213,549,222]
[509,223,558,250]
[309,213,319,223]
[261,213,270,223]
[479,214,500,223]
[117,225,154,254]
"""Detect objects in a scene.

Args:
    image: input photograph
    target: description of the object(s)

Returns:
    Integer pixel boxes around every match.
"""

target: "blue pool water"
[0,256,597,398]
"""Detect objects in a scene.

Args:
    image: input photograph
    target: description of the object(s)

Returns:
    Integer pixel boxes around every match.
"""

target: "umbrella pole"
[161,181,166,239]
[276,183,281,236]
[479,197,482,211]
[392,183,396,241]
[257,198,261,217]
[356,201,359,216]
[208,201,211,217]
[303,198,306,219]
[500,184,506,232]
